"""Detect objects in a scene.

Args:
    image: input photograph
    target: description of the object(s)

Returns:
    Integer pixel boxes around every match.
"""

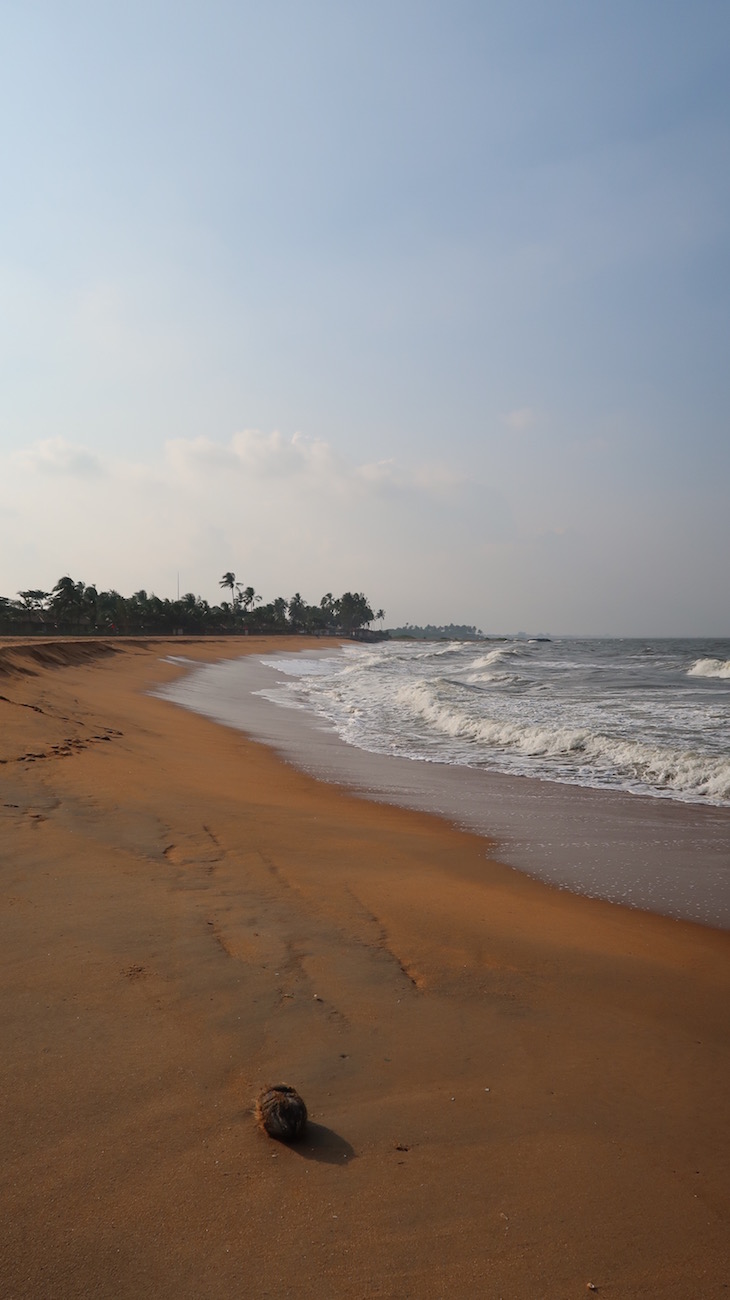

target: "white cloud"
[0,429,514,615]
[12,437,104,477]
[161,430,466,504]
[1,420,725,633]
[165,429,341,483]
[354,457,397,487]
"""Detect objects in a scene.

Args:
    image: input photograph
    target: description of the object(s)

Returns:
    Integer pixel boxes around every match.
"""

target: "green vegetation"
[387,622,484,640]
[0,575,384,639]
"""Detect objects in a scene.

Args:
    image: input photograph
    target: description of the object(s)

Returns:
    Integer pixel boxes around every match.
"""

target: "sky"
[1,0,728,635]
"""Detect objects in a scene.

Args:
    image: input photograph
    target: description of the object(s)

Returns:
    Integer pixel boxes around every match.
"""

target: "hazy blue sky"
[2,0,728,633]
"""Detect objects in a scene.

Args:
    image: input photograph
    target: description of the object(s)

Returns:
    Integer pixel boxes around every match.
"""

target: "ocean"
[156,637,730,928]
[256,637,730,807]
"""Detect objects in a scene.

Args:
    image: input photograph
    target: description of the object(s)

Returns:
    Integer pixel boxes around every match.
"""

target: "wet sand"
[158,650,730,927]
[1,637,729,1298]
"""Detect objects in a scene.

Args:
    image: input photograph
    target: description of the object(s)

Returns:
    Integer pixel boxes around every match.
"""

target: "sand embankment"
[1,637,728,1298]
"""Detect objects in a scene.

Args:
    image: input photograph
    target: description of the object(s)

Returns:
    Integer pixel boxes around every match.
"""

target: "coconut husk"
[255,1084,308,1141]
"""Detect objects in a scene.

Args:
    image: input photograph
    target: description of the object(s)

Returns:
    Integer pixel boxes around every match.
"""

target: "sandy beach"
[2,636,729,1299]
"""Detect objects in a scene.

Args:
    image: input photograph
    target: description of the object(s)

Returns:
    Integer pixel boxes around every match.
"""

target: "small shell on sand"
[255,1084,308,1142]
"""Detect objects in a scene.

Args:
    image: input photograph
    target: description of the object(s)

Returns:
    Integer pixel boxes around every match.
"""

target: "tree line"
[388,622,484,640]
[0,574,384,638]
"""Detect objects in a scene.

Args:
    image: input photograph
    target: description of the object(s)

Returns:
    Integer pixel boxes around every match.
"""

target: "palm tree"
[337,592,375,633]
[287,593,306,631]
[97,589,127,633]
[82,584,99,631]
[17,589,49,612]
[319,593,336,626]
[220,572,237,607]
[50,576,85,631]
[16,590,49,632]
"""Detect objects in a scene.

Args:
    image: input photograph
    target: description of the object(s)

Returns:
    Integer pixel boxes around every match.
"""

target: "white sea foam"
[156,642,730,926]
[688,657,730,679]
[462,670,521,685]
[469,650,507,670]
[252,637,730,807]
[468,645,525,670]
[397,679,730,801]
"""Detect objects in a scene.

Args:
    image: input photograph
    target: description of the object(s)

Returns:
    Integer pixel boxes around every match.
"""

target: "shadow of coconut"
[288,1122,356,1164]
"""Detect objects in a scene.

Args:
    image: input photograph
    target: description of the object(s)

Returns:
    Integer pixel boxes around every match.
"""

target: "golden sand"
[1,637,728,1298]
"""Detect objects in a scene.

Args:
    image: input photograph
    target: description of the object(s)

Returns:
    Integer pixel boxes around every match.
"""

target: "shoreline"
[156,646,730,930]
[2,637,729,1298]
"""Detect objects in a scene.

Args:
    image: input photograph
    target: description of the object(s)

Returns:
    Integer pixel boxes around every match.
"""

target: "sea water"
[156,638,730,927]
[256,638,730,807]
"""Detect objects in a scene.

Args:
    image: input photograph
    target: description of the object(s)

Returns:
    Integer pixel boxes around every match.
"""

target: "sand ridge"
[1,637,729,1298]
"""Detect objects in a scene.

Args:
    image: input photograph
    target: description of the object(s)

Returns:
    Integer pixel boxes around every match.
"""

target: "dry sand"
[1,637,728,1299]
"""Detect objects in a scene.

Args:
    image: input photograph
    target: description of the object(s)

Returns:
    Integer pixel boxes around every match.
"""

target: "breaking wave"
[688,657,730,680]
[252,637,730,808]
[397,679,730,803]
